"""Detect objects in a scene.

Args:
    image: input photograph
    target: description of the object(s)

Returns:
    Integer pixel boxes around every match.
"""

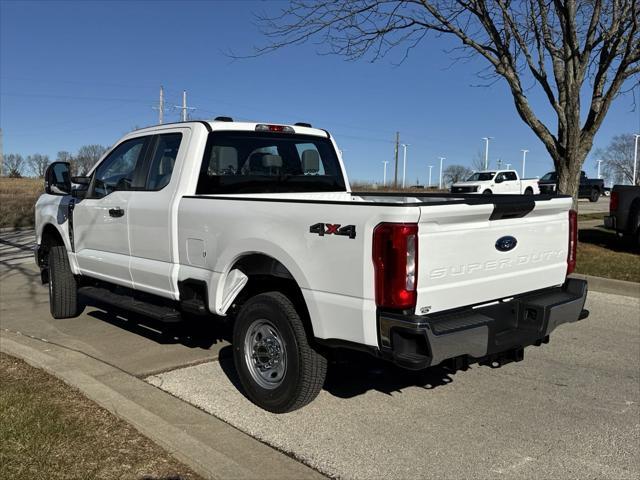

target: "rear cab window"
[196,132,346,194]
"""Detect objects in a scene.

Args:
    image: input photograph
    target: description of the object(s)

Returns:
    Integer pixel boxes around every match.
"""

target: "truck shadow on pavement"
[217,345,458,400]
[86,309,231,350]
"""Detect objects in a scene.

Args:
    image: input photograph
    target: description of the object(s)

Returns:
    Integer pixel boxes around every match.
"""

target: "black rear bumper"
[378,279,589,370]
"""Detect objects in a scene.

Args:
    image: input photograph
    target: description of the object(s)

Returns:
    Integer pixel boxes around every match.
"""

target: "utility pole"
[438,157,445,189]
[496,158,502,169]
[482,137,493,169]
[401,143,409,188]
[153,86,165,124]
[596,159,603,179]
[175,90,196,122]
[521,149,529,178]
[428,165,433,187]
[393,132,399,187]
[382,161,388,186]
[634,134,639,186]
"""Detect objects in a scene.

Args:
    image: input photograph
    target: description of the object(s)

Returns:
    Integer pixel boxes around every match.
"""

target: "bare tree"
[56,151,76,175]
[595,133,639,186]
[253,1,640,205]
[27,154,51,178]
[76,145,108,175]
[443,164,472,185]
[4,153,25,178]
[471,149,486,171]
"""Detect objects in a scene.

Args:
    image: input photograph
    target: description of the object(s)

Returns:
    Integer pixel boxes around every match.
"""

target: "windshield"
[541,172,557,181]
[466,172,495,181]
[196,132,346,194]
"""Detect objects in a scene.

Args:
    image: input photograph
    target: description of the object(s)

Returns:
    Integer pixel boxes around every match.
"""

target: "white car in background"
[451,170,540,195]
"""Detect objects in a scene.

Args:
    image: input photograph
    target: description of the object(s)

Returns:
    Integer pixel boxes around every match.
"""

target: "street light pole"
[506,163,511,170]
[596,159,602,179]
[382,160,389,186]
[482,137,492,169]
[634,134,639,186]
[401,144,409,188]
[438,157,445,189]
[428,165,433,187]
[521,149,529,177]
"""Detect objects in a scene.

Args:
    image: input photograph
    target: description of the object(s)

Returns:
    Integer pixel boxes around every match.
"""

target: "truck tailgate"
[416,197,572,315]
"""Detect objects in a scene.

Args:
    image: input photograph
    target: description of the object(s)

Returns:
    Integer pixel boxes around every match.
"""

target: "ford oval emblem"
[495,236,517,252]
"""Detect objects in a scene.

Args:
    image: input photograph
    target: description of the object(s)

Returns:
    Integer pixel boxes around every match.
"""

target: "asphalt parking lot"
[1,228,638,479]
[576,196,609,214]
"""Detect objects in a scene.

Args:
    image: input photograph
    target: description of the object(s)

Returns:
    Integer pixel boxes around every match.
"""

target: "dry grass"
[0,177,43,228]
[0,353,203,480]
[578,212,607,221]
[576,227,640,283]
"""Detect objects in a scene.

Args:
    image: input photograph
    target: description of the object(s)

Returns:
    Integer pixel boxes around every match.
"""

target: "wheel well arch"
[229,253,315,338]
[41,223,65,247]
[38,224,65,265]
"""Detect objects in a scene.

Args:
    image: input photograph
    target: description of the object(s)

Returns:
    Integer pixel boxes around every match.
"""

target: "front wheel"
[232,292,327,413]
[589,188,600,202]
[48,245,82,319]
[483,189,492,195]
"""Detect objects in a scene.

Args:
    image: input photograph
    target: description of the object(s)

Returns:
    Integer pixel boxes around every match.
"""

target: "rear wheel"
[232,291,327,413]
[483,189,492,195]
[524,187,533,195]
[48,245,82,319]
[589,188,600,202]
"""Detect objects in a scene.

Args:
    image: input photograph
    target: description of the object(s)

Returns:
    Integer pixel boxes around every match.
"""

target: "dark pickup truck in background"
[604,185,640,246]
[538,171,605,202]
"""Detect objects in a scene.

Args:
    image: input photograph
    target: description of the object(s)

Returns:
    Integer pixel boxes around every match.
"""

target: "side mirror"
[45,162,72,196]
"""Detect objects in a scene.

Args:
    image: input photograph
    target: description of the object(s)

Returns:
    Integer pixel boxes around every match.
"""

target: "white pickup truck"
[451,170,540,195]
[35,119,588,412]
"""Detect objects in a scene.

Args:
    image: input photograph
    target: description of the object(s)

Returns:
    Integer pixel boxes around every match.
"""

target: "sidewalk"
[0,330,324,480]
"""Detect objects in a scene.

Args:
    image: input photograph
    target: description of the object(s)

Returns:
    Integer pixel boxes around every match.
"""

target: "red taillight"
[255,124,294,133]
[372,223,418,309]
[610,191,619,212]
[567,209,577,275]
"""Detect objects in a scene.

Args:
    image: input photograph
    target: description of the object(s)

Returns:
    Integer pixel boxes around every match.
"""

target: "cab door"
[73,135,150,287]
[127,129,188,298]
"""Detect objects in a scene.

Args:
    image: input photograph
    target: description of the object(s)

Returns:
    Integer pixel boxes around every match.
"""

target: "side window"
[505,171,517,181]
[146,133,183,190]
[92,137,147,199]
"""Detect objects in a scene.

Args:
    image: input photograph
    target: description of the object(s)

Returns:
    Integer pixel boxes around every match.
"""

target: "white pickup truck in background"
[35,119,588,412]
[451,169,540,195]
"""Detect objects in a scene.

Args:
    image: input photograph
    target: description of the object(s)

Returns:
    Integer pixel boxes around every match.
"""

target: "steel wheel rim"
[244,319,287,389]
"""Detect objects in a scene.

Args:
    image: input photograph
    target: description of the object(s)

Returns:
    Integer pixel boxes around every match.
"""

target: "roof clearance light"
[255,124,295,133]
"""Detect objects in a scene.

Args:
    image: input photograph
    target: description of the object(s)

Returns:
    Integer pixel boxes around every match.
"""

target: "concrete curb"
[0,331,325,480]
[571,273,640,298]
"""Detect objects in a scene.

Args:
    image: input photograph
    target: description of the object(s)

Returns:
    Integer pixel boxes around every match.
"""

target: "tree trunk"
[555,149,587,211]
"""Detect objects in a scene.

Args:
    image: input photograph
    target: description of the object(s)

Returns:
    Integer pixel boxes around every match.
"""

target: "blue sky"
[1,0,638,184]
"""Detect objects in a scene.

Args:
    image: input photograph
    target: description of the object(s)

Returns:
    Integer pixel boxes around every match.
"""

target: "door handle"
[108,207,125,218]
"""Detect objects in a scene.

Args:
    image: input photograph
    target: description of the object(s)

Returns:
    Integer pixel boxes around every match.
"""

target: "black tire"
[589,188,600,202]
[232,291,327,413]
[48,245,81,319]
[524,187,534,195]
[483,189,492,195]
